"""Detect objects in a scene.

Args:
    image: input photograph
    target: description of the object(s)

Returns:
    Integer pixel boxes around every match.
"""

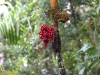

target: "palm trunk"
[52,30,66,75]
[49,0,66,74]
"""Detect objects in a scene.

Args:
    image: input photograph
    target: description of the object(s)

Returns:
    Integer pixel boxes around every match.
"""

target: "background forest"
[0,0,100,75]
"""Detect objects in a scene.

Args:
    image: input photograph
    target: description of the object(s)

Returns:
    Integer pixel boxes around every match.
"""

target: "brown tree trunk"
[50,0,66,75]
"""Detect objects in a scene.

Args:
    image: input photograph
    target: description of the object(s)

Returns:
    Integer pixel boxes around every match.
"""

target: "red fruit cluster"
[39,24,54,47]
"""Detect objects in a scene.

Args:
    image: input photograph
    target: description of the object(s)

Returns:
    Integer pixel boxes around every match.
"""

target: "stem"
[27,17,32,33]
[69,0,77,28]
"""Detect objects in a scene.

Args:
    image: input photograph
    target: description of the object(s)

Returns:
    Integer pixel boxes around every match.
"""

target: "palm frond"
[0,2,21,44]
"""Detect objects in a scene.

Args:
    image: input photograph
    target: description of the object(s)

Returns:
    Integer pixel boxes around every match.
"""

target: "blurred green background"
[0,0,100,75]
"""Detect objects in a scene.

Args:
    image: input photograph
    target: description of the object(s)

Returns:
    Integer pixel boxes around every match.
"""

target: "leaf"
[87,59,98,71]
[96,5,100,14]
[79,67,85,75]
[88,49,96,56]
[5,2,14,10]
[89,53,100,59]
[0,2,21,44]
[80,43,91,52]
[71,49,82,59]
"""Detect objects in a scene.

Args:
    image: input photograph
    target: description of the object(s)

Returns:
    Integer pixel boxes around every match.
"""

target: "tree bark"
[50,0,66,75]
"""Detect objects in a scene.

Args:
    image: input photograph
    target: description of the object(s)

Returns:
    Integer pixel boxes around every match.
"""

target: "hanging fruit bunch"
[39,24,54,48]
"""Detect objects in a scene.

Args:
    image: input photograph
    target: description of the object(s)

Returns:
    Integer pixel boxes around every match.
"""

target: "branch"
[69,0,77,27]
[27,17,32,33]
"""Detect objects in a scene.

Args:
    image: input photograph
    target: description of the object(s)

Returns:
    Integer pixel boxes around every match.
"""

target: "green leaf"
[89,53,100,59]
[96,5,100,14]
[87,60,98,71]
[88,49,96,56]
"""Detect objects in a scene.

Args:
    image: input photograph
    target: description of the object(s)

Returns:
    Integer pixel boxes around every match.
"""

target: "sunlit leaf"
[79,67,85,75]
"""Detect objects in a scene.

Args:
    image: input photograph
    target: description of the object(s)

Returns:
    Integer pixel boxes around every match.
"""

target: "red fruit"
[39,24,54,47]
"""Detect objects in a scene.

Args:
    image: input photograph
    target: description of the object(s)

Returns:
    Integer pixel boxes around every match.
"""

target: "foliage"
[0,0,100,75]
[0,71,19,75]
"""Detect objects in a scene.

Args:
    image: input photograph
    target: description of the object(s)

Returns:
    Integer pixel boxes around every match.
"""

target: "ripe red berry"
[39,24,54,47]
